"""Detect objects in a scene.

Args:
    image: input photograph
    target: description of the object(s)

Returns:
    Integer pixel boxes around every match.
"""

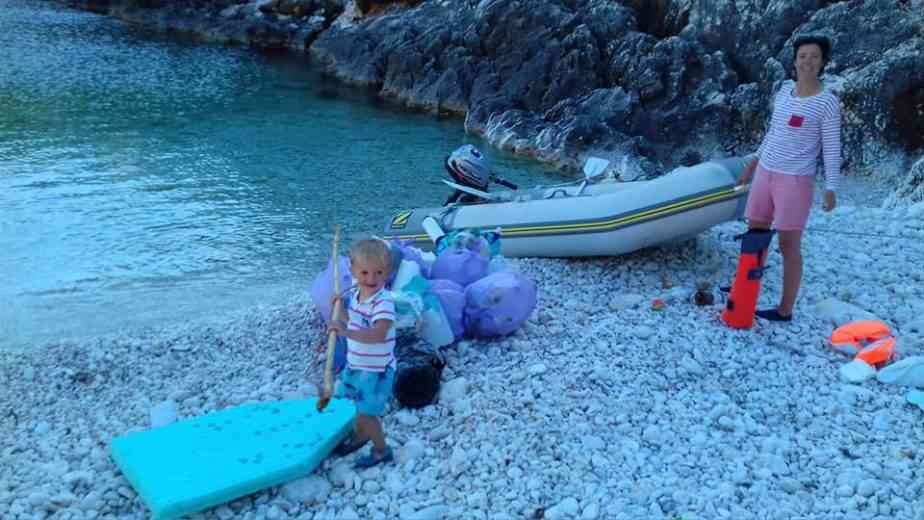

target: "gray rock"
[840,359,876,383]
[149,400,178,428]
[779,478,801,494]
[857,479,878,498]
[837,483,855,498]
[878,356,924,387]
[407,504,449,520]
[815,299,879,327]
[546,497,580,519]
[281,475,331,503]
[716,416,735,432]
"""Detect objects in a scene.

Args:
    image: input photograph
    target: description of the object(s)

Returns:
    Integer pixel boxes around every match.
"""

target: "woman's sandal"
[354,446,394,469]
[755,308,792,322]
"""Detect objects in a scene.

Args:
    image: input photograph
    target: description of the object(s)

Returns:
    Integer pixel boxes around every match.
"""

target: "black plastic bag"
[393,331,446,409]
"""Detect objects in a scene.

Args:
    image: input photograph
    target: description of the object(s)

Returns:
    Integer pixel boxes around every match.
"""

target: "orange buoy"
[721,229,775,329]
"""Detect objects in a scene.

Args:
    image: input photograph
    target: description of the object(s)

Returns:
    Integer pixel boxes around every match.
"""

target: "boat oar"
[316,225,342,413]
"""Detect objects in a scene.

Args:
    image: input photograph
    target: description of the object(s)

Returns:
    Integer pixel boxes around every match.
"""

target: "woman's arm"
[820,97,842,212]
[820,99,843,193]
[737,154,759,186]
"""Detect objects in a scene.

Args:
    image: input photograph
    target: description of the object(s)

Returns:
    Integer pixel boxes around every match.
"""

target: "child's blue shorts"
[335,366,395,417]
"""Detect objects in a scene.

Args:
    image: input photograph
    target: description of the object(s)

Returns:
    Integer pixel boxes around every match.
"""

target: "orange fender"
[721,229,775,329]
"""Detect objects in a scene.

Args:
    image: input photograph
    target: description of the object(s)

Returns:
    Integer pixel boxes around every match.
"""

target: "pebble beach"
[3,181,924,520]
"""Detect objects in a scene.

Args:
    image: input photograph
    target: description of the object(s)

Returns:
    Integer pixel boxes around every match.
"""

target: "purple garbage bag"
[463,271,537,338]
[390,239,430,279]
[428,279,466,342]
[310,255,352,322]
[429,248,488,288]
[385,240,404,285]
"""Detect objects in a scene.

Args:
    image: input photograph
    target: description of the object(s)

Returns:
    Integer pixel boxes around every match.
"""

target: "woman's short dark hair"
[793,35,832,63]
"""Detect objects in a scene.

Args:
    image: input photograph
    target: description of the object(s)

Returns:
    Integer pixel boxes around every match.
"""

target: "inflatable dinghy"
[384,153,751,258]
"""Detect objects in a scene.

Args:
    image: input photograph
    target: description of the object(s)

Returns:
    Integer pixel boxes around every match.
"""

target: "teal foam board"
[111,398,355,519]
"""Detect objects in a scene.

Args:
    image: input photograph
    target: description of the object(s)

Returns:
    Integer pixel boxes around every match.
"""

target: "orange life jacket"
[830,320,896,368]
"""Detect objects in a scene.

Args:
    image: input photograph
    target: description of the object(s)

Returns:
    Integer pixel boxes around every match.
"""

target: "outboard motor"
[443,145,517,205]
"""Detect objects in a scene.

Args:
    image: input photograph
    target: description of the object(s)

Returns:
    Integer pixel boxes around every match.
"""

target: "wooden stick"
[316,225,342,412]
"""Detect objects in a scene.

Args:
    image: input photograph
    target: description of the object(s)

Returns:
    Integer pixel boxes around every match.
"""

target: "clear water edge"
[0,0,567,350]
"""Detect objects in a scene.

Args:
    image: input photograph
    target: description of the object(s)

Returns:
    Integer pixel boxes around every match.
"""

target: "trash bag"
[429,247,488,288]
[390,273,455,347]
[384,239,404,286]
[428,278,466,342]
[464,271,537,338]
[487,254,509,274]
[393,333,446,409]
[435,228,501,258]
[392,288,424,330]
[390,239,431,279]
[391,259,423,292]
[310,255,352,322]
[333,334,347,373]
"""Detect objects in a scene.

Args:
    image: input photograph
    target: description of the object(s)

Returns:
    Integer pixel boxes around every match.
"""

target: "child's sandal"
[333,437,368,457]
[353,446,393,469]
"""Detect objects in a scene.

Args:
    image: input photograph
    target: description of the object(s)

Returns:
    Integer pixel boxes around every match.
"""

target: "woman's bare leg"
[776,230,803,316]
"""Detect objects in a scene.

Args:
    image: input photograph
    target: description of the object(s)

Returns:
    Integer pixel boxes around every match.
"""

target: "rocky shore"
[3,189,924,519]
[5,2,924,519]
[57,0,923,190]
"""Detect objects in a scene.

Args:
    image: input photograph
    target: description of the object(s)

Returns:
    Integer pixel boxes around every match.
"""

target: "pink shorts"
[744,164,814,231]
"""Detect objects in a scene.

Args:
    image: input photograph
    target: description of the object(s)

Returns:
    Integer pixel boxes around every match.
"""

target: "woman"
[736,34,842,322]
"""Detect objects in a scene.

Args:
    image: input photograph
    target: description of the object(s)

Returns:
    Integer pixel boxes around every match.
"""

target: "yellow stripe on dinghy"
[386,185,747,244]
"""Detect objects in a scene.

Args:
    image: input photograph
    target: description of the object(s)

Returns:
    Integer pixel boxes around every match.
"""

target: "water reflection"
[0,0,566,349]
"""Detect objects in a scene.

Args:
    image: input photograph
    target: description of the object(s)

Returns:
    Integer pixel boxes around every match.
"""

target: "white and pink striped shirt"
[345,287,396,372]
[757,80,842,191]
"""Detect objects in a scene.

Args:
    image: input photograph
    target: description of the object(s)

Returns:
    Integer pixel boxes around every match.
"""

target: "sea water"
[0,0,564,349]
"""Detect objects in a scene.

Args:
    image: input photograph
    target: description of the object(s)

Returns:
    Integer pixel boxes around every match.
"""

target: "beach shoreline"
[5,3,923,517]
[3,176,924,519]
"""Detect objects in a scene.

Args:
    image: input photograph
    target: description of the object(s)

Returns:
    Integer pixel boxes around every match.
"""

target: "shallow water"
[0,0,565,350]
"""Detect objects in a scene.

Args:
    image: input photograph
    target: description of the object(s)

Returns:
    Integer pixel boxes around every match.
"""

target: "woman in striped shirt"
[736,34,842,322]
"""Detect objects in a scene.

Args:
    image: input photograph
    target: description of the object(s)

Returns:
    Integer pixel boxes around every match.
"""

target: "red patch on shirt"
[788,115,804,128]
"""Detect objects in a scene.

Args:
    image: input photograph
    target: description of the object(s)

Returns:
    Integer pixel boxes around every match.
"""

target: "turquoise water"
[0,0,565,350]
